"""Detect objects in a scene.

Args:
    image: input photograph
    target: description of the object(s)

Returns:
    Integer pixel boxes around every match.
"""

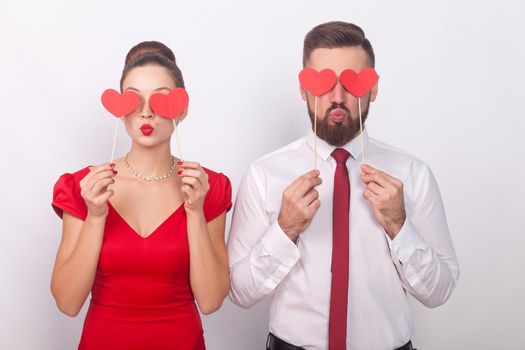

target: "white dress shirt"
[227,130,460,350]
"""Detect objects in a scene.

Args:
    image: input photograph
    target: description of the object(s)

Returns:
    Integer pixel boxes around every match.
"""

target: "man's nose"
[329,82,345,105]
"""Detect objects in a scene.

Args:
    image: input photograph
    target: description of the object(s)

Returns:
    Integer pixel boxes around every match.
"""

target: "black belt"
[266,333,416,350]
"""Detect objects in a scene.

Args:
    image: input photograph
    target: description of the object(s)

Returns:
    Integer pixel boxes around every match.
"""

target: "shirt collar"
[306,129,369,161]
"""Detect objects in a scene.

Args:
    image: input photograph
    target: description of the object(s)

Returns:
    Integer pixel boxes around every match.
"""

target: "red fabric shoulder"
[51,167,90,220]
[202,168,233,223]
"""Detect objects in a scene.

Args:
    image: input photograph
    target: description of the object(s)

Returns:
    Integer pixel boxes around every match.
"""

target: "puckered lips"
[329,108,347,123]
[140,124,154,136]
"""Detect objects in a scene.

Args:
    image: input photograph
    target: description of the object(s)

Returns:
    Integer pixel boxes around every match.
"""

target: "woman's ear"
[177,107,189,123]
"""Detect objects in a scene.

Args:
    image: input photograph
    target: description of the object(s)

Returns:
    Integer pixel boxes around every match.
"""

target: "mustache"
[326,103,351,115]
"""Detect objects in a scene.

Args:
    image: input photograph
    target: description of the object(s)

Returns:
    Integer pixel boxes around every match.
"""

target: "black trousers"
[266,333,416,350]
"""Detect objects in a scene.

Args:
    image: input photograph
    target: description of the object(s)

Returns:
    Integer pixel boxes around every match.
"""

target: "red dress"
[52,166,232,350]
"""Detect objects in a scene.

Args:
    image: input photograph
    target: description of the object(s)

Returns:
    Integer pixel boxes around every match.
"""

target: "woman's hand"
[79,163,117,218]
[178,161,209,213]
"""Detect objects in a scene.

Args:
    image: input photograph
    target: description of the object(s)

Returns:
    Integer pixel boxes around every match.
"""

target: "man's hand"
[278,170,322,242]
[361,164,406,239]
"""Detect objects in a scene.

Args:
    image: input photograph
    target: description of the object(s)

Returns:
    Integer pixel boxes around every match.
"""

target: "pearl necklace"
[124,153,177,182]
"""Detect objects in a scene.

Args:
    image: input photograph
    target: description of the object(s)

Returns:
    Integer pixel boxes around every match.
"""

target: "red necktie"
[329,148,351,350]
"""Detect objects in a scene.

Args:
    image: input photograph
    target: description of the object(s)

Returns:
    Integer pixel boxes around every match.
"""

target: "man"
[227,21,459,350]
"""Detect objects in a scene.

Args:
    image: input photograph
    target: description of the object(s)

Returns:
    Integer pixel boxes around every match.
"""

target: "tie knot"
[331,148,351,164]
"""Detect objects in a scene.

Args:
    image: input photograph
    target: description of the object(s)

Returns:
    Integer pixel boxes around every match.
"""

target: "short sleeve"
[52,172,88,220]
[203,172,233,223]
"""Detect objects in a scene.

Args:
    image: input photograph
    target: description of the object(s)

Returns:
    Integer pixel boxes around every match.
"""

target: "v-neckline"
[108,201,185,239]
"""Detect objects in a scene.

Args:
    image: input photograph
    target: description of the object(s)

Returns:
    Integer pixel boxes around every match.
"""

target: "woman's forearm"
[186,211,230,315]
[51,214,106,316]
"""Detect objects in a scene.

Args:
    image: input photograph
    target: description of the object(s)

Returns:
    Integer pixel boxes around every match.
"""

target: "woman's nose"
[139,99,154,119]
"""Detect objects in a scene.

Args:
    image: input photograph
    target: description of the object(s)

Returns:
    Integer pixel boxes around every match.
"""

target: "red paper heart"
[101,89,140,117]
[299,68,337,97]
[339,67,379,97]
[149,88,189,119]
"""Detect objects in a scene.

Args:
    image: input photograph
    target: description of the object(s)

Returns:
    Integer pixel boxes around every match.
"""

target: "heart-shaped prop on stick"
[339,67,380,164]
[101,89,140,162]
[150,88,189,160]
[101,89,140,117]
[149,88,189,119]
[339,67,379,98]
[299,68,337,170]
[299,68,337,97]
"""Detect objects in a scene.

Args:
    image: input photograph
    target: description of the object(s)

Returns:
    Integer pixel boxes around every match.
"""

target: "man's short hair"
[303,21,375,67]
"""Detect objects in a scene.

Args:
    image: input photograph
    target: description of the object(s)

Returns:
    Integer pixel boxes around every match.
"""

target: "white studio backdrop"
[1,0,524,349]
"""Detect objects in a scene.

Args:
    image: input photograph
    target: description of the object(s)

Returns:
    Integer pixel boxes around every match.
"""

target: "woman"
[50,41,232,349]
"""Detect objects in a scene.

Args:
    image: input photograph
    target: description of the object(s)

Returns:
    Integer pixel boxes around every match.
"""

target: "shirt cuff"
[260,221,301,268]
[386,218,428,265]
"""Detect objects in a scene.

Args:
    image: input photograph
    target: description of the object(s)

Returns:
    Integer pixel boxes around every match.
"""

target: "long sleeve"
[226,135,460,348]
[387,162,460,308]
[227,165,300,308]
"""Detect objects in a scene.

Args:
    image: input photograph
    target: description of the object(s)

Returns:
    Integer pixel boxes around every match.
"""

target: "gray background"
[1,0,524,349]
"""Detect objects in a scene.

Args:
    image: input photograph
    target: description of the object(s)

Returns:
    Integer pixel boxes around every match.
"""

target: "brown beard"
[307,99,370,147]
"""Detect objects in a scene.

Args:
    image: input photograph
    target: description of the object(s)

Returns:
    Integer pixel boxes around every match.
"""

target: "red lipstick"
[140,124,154,136]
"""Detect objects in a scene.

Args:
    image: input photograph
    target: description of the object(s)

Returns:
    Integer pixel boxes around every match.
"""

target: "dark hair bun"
[125,41,176,66]
[120,41,185,90]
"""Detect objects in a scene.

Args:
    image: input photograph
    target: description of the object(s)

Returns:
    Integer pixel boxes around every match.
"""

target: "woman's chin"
[131,136,166,148]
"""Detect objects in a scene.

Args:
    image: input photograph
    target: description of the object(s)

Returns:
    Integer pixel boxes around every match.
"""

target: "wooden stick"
[358,98,365,164]
[173,118,190,203]
[173,119,183,160]
[110,118,119,163]
[314,96,318,170]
